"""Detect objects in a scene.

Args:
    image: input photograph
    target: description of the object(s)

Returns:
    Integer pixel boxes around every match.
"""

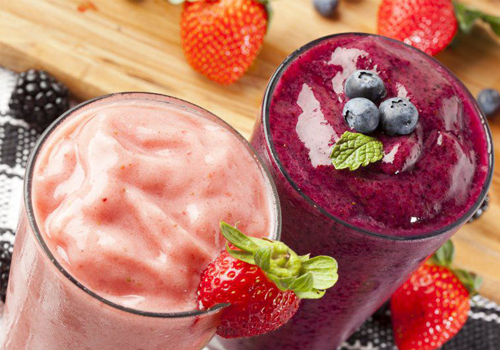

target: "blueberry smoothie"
[220,34,493,350]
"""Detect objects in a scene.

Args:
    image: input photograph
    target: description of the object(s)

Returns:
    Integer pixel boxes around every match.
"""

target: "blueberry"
[313,0,339,18]
[343,98,380,134]
[379,98,419,136]
[345,70,387,102]
[477,88,500,118]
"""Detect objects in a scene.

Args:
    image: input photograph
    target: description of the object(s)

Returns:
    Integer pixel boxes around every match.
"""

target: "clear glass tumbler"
[216,33,494,350]
[1,93,281,350]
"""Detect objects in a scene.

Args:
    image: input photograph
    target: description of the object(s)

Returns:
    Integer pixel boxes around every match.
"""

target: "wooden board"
[1,0,500,302]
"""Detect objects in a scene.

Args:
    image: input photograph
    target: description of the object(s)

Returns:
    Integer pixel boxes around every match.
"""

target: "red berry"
[391,264,470,350]
[180,0,268,85]
[197,250,300,339]
[377,0,458,56]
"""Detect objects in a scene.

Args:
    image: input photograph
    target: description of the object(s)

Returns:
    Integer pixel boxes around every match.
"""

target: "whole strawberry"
[198,222,338,338]
[378,0,500,56]
[377,0,458,56]
[175,0,269,85]
[391,241,482,350]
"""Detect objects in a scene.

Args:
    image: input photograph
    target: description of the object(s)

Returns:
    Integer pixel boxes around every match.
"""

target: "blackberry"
[9,69,70,130]
[468,195,490,223]
[0,241,14,302]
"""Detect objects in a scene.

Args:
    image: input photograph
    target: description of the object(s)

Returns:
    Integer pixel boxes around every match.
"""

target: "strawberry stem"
[220,222,338,299]
[454,2,500,38]
[429,240,482,295]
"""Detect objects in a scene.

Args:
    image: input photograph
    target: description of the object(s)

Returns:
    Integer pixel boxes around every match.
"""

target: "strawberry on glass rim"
[170,0,270,85]
[197,222,339,338]
[391,240,482,350]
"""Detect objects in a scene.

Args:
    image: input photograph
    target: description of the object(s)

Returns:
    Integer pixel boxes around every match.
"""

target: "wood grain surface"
[0,0,499,302]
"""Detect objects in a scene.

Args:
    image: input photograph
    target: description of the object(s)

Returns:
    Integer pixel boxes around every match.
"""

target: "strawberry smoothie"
[1,93,280,350]
[218,34,493,350]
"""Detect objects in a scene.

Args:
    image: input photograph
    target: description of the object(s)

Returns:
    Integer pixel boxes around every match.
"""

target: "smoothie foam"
[31,97,275,313]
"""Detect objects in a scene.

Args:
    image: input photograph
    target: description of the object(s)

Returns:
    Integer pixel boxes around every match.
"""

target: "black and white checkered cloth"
[0,68,498,350]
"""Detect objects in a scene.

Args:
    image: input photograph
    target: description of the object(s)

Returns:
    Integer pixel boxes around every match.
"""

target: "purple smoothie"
[216,34,492,350]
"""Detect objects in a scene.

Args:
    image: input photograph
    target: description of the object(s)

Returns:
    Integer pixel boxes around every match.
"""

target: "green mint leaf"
[295,289,326,300]
[301,256,339,290]
[220,222,259,254]
[330,132,384,171]
[431,240,455,267]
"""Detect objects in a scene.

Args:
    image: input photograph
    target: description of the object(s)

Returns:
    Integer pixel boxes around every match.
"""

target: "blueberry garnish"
[343,98,380,134]
[345,70,387,102]
[379,97,419,136]
[477,88,500,118]
[312,0,340,18]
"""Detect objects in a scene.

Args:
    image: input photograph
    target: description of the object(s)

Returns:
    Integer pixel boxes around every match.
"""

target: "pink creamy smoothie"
[31,96,275,313]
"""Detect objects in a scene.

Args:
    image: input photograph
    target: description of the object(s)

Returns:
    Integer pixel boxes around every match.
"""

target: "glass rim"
[261,32,494,242]
[24,92,282,319]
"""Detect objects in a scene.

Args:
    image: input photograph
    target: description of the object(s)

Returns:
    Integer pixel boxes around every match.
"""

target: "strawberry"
[197,222,338,338]
[377,0,500,56]
[175,0,269,85]
[391,240,482,350]
[377,0,458,56]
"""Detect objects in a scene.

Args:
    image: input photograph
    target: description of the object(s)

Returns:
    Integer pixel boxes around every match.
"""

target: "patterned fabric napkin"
[0,68,498,350]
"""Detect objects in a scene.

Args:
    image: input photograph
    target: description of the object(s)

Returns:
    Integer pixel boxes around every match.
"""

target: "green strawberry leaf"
[330,132,384,171]
[484,15,500,36]
[220,221,259,253]
[221,222,339,300]
[430,240,455,267]
[249,237,273,248]
[226,245,256,265]
[288,272,314,292]
[298,254,311,263]
[429,240,482,295]
[267,275,297,292]
[453,268,483,296]
[454,3,483,34]
[254,247,272,272]
[295,289,326,300]
[454,2,500,38]
[302,256,339,290]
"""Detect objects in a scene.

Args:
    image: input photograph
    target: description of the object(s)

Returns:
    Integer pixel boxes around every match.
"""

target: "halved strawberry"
[391,240,482,350]
[197,222,339,338]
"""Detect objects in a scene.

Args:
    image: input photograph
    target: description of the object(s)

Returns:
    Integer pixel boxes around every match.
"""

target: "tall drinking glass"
[218,33,493,350]
[1,93,281,350]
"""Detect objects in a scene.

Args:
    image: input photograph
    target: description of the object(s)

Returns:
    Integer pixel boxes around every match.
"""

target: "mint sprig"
[330,131,384,171]
[454,2,500,37]
[220,222,338,300]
